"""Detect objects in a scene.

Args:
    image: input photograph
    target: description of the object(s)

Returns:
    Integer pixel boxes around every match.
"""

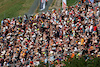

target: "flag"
[43,0,45,9]
[40,0,45,10]
[62,0,66,10]
[40,0,43,10]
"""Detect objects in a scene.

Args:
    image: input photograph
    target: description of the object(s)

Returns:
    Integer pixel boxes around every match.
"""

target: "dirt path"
[42,0,53,12]
[27,0,53,15]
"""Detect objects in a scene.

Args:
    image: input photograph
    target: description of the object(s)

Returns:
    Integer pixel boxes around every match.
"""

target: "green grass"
[0,0,34,21]
[67,0,79,6]
[61,0,79,6]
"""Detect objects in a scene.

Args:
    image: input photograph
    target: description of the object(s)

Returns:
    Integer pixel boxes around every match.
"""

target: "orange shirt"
[81,38,84,45]
[71,53,75,58]
[83,0,86,2]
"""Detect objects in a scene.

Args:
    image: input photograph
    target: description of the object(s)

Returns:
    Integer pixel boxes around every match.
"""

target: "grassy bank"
[67,0,79,6]
[61,0,79,7]
[0,0,34,21]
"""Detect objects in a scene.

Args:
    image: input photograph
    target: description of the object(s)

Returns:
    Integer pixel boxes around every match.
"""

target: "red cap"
[30,61,33,64]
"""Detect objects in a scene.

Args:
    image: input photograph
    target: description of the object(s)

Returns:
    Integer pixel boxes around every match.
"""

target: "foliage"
[63,57,100,67]
[37,57,100,67]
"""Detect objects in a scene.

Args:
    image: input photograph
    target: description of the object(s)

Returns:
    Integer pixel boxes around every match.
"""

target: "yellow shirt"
[81,38,84,45]
[23,53,26,56]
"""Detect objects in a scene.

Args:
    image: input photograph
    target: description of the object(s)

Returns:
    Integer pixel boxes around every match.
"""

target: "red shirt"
[93,26,97,31]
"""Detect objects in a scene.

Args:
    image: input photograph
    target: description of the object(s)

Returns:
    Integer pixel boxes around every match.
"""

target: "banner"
[40,0,45,10]
[62,0,66,10]
[43,0,45,9]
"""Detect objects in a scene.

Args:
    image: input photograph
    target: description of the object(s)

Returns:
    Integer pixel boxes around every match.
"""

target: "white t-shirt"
[89,25,93,32]
[97,11,99,16]
[66,10,68,15]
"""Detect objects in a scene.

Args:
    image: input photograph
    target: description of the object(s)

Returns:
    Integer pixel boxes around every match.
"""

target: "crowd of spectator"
[0,0,100,67]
